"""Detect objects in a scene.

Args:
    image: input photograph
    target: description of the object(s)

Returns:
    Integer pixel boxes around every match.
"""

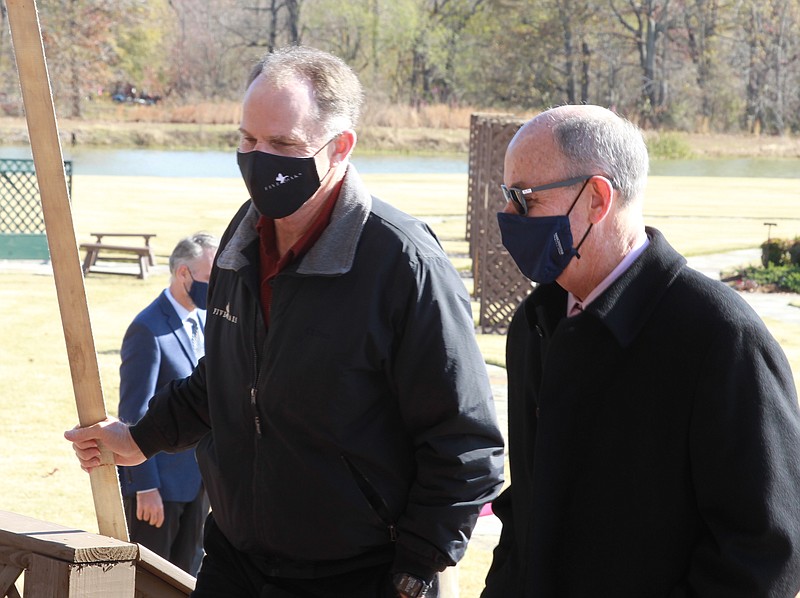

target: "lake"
[0,146,798,178]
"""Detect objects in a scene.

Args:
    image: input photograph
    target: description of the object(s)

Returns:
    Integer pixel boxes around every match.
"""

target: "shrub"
[736,264,800,293]
[761,238,790,267]
[645,133,695,159]
[789,239,800,266]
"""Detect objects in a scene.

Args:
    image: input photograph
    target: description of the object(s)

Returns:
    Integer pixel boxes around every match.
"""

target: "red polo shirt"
[255,182,343,325]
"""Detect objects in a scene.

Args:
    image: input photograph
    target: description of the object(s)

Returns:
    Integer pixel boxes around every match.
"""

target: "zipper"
[250,309,262,438]
[250,386,262,437]
[341,454,397,542]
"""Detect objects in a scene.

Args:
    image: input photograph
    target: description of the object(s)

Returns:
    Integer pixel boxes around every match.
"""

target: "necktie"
[189,316,204,360]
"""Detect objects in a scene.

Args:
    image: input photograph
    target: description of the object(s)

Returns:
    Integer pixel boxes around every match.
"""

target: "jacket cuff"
[129,417,163,459]
[391,545,442,584]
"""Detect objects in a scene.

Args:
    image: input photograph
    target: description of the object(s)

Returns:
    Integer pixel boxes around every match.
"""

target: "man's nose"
[502,200,519,215]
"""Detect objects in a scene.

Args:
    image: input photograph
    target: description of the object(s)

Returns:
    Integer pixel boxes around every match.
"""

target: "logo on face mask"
[264,172,301,191]
[236,137,338,219]
[553,233,565,256]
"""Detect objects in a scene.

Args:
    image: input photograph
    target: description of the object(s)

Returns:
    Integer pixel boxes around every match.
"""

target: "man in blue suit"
[118,232,218,576]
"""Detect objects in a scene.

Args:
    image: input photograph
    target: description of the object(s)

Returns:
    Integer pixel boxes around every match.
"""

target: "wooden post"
[0,510,137,597]
[5,0,128,542]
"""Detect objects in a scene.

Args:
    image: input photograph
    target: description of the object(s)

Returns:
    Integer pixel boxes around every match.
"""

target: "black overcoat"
[484,227,800,597]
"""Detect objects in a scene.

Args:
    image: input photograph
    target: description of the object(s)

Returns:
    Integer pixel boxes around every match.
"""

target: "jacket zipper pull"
[250,387,262,437]
[389,523,398,542]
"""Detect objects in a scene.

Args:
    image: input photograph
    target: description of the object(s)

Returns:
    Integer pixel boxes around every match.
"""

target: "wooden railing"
[0,510,193,597]
[0,509,465,597]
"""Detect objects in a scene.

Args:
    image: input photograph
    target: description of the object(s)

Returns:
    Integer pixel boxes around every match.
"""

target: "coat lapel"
[157,291,196,367]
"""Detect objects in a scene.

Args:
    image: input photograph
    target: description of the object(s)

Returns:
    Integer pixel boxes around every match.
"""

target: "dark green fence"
[0,158,73,259]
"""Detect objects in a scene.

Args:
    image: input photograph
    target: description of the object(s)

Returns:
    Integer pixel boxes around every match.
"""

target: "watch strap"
[393,572,431,597]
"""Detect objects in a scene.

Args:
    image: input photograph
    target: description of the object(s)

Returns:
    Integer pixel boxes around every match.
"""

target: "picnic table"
[80,232,157,279]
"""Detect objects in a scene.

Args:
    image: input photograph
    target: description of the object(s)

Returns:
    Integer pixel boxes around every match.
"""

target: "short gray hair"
[246,45,364,138]
[551,111,649,206]
[169,232,219,274]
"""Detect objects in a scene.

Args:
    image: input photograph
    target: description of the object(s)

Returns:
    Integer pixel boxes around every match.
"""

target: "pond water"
[0,145,798,178]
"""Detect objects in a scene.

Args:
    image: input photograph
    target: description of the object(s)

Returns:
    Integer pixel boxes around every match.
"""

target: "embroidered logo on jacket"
[212,303,239,324]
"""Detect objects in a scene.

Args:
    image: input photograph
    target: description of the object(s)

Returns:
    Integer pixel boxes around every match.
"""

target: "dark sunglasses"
[500,175,593,216]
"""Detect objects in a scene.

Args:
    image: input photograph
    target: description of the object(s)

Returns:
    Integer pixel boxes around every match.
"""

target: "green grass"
[1,172,799,594]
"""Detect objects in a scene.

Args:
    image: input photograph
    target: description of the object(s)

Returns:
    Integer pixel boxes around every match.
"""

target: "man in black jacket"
[66,46,504,598]
[482,104,800,597]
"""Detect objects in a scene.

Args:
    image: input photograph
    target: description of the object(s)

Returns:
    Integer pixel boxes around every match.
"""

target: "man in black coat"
[482,104,800,597]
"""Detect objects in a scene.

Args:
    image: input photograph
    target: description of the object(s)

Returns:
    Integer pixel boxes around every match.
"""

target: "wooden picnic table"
[80,232,157,279]
[91,232,157,264]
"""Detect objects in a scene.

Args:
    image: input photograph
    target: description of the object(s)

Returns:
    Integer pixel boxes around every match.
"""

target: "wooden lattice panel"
[466,114,534,333]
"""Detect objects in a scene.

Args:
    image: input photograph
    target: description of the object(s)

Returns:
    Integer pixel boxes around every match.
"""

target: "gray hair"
[169,232,219,274]
[550,110,649,206]
[247,46,364,138]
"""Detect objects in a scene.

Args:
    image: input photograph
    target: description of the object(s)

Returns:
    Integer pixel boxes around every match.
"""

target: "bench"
[80,233,157,279]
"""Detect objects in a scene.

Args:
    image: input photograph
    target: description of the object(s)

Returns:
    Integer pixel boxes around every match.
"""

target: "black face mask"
[236,140,333,219]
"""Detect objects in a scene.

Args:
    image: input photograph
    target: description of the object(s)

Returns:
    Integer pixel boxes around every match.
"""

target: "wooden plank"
[5,0,128,541]
[0,511,137,565]
[79,244,151,255]
[135,546,195,598]
[90,233,157,243]
[24,552,135,598]
[0,563,24,596]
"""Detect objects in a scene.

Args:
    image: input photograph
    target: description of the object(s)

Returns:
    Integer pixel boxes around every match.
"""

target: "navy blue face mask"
[497,180,592,284]
[237,138,335,219]
[186,274,209,310]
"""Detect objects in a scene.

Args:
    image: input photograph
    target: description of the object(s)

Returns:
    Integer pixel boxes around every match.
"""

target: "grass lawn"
[1,172,798,594]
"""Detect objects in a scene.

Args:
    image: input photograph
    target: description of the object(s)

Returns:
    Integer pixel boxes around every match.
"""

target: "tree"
[114,0,173,97]
[39,0,123,117]
[610,0,679,126]
[678,0,729,131]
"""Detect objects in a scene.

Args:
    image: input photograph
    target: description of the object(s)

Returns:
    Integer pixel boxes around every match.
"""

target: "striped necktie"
[188,316,204,360]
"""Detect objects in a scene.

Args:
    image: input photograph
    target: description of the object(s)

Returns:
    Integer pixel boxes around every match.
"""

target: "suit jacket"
[483,227,800,597]
[118,291,203,503]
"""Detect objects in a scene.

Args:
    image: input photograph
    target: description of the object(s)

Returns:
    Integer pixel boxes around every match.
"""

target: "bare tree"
[610,0,678,126]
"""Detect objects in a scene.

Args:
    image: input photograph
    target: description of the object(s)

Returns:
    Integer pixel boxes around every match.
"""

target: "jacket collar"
[525,227,686,348]
[216,165,371,276]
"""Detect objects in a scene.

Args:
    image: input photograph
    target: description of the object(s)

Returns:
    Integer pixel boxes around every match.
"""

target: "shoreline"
[1,117,800,158]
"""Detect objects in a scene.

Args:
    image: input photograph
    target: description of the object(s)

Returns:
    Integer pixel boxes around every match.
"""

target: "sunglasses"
[500,175,593,216]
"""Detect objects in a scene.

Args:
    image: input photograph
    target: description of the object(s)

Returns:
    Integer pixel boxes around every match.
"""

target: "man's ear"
[176,263,192,283]
[588,175,614,224]
[330,129,357,165]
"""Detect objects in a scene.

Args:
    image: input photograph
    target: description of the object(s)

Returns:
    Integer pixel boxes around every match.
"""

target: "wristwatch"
[393,572,431,597]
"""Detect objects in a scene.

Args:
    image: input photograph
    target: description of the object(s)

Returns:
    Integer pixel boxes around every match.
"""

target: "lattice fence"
[467,114,534,334]
[0,158,72,258]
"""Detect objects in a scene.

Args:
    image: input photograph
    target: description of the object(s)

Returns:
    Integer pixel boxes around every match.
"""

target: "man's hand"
[136,489,165,528]
[64,416,146,472]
